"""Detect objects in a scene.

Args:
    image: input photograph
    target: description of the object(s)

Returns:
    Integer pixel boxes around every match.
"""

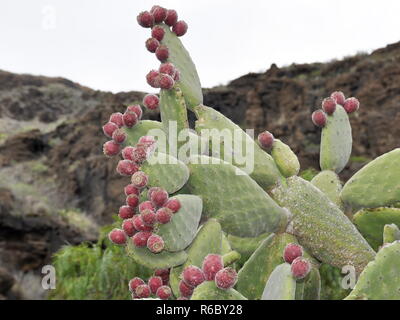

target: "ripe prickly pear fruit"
[158,74,174,89]
[102,121,118,138]
[122,219,136,237]
[155,207,173,224]
[179,280,194,297]
[103,140,120,157]
[290,257,311,279]
[137,11,154,28]
[150,5,167,23]
[124,184,140,196]
[126,104,143,120]
[122,146,135,160]
[322,97,336,115]
[132,147,148,164]
[112,128,127,144]
[202,254,224,281]
[159,62,176,77]
[343,97,360,114]
[283,243,303,264]
[150,188,169,207]
[148,276,163,294]
[165,9,178,26]
[139,201,155,214]
[156,286,172,300]
[163,198,181,213]
[258,131,274,149]
[138,135,156,146]
[311,110,327,127]
[122,111,138,128]
[182,265,205,287]
[172,20,188,36]
[118,205,135,220]
[132,214,153,232]
[152,25,165,41]
[131,171,149,189]
[143,94,160,110]
[126,194,139,208]
[108,228,127,245]
[155,45,169,62]
[146,70,160,88]
[141,209,156,226]
[128,277,145,293]
[132,231,153,247]
[147,234,165,253]
[117,160,139,176]
[330,91,346,106]
[215,267,238,290]
[145,37,160,53]
[109,112,124,127]
[154,268,170,285]
[135,284,151,298]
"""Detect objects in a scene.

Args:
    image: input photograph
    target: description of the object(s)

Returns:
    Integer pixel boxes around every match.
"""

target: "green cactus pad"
[271,176,375,274]
[353,207,400,251]
[184,155,288,237]
[193,104,284,189]
[141,152,189,194]
[271,139,300,178]
[125,239,187,269]
[311,170,343,209]
[261,263,296,300]
[191,281,247,300]
[319,263,351,300]
[123,120,164,146]
[319,104,352,173]
[169,219,223,297]
[227,233,271,267]
[341,149,400,211]
[157,195,202,252]
[160,24,203,109]
[383,224,400,244]
[345,241,400,300]
[295,267,321,300]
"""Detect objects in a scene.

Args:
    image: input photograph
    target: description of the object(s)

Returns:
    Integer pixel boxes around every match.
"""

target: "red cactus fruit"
[126,104,143,120]
[177,297,188,300]
[126,194,139,208]
[283,243,303,264]
[131,171,149,189]
[164,198,181,213]
[183,265,205,287]
[172,20,188,37]
[151,5,167,23]
[103,140,120,157]
[155,45,169,62]
[132,231,153,247]
[321,97,336,115]
[148,276,163,294]
[141,209,156,226]
[202,254,224,281]
[173,69,180,82]
[158,73,175,90]
[117,160,139,176]
[137,11,154,28]
[108,228,127,245]
[132,146,148,164]
[159,62,176,77]
[147,234,164,253]
[122,146,135,161]
[132,214,153,232]
[151,25,165,41]
[215,267,237,290]
[179,280,194,297]
[135,284,151,298]
[139,135,156,146]
[145,37,160,53]
[102,121,119,138]
[330,91,346,106]
[122,111,138,128]
[156,286,172,300]
[124,184,140,196]
[112,128,126,144]
[343,97,360,114]
[129,277,145,293]
[122,219,136,237]
[143,94,160,110]
[291,257,311,279]
[109,112,124,128]
[139,201,155,214]
[311,110,327,128]
[150,188,169,207]
[119,205,135,220]
[156,207,173,224]
[146,70,160,88]
[154,268,170,284]
[165,9,178,26]
[257,131,274,149]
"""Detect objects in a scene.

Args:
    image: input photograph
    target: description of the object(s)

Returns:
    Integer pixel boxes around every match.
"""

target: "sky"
[1,0,400,93]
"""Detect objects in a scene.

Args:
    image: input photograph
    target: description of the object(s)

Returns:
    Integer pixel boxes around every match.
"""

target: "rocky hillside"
[0,41,399,299]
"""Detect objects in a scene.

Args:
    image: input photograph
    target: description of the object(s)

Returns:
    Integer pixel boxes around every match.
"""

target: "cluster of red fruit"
[283,243,312,279]
[312,91,360,128]
[178,254,238,299]
[129,269,172,300]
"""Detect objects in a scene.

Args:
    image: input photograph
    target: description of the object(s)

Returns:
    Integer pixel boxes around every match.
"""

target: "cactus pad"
[123,120,164,146]
[320,105,352,173]
[383,224,400,244]
[191,281,247,300]
[157,195,202,252]
[341,149,400,211]
[261,263,296,300]
[311,170,343,209]
[271,139,300,178]
[295,267,321,300]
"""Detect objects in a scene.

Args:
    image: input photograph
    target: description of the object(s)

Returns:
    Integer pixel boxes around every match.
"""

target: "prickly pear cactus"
[95,4,400,300]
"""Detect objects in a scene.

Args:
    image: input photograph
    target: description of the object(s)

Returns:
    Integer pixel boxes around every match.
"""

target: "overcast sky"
[1,0,400,93]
